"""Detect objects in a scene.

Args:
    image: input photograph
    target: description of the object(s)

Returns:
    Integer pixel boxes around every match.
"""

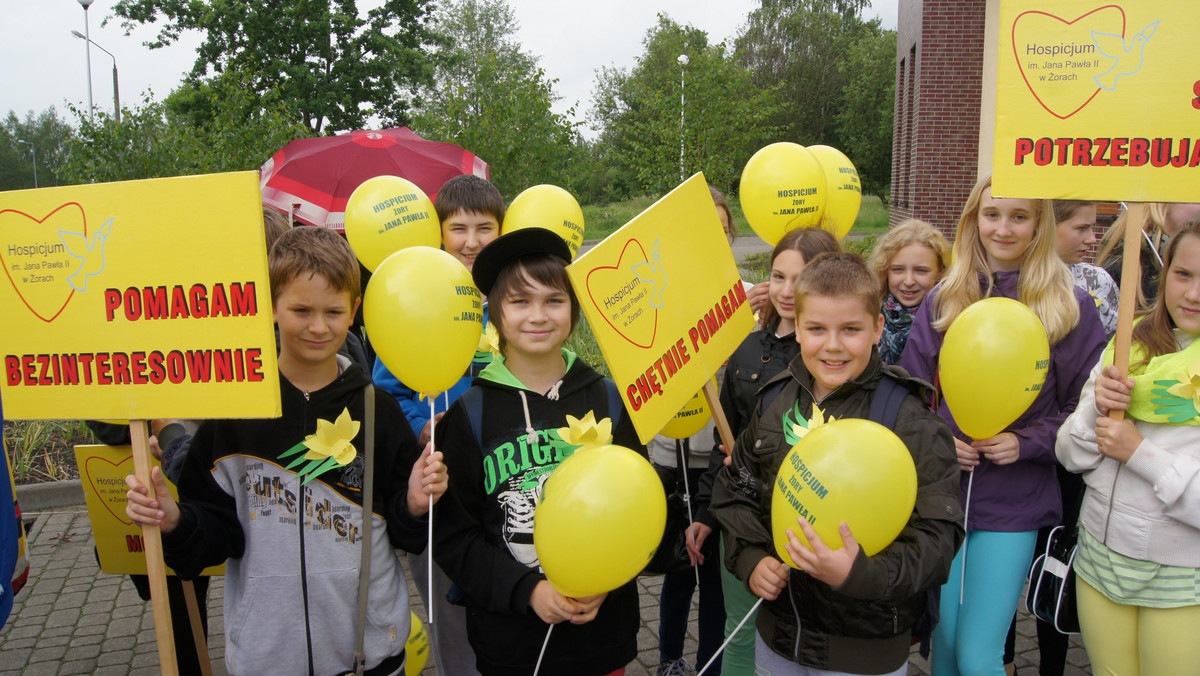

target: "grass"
[3,419,94,483]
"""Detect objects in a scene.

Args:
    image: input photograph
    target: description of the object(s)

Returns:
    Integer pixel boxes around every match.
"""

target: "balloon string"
[427,396,436,628]
[960,470,975,605]
[678,441,701,590]
[697,597,764,676]
[533,624,554,676]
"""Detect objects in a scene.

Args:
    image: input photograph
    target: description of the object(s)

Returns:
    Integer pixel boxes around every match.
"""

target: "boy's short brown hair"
[435,175,505,225]
[490,254,580,353]
[795,252,882,317]
[268,226,361,305]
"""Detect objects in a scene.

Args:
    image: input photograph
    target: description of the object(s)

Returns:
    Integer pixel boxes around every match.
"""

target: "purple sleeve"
[1009,288,1107,464]
[898,291,943,386]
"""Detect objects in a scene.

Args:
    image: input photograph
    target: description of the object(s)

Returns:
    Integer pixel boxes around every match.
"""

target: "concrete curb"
[15,479,85,511]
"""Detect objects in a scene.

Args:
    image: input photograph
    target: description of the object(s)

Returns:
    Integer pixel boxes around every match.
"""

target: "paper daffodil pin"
[547,410,614,455]
[1152,360,1200,423]
[279,407,361,485]
[783,403,833,446]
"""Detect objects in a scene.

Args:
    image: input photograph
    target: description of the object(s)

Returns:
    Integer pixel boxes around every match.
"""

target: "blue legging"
[931,529,1037,676]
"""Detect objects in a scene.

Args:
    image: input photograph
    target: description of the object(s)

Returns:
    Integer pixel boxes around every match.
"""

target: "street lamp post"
[77,0,95,122]
[678,54,688,183]
[72,30,120,122]
[15,140,37,188]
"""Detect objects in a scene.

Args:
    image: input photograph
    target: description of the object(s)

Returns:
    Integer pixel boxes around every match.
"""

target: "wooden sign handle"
[703,380,737,456]
[1109,203,1148,422]
[130,420,179,675]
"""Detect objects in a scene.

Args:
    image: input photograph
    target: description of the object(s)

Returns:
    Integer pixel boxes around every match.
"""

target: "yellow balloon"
[739,142,827,246]
[345,175,441,271]
[807,145,862,240]
[772,418,917,563]
[405,612,429,676]
[939,297,1050,439]
[502,185,586,260]
[534,445,666,597]
[364,246,483,395]
[660,379,717,439]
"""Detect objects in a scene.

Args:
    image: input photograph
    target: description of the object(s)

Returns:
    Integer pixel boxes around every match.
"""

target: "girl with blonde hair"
[900,175,1107,675]
[867,219,950,363]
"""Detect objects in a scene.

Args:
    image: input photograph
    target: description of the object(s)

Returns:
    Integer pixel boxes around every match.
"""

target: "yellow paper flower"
[478,323,501,357]
[1166,361,1200,411]
[791,404,833,441]
[556,411,613,448]
[302,407,360,465]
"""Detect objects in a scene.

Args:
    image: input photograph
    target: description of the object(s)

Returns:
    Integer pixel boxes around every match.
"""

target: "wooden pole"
[129,421,179,675]
[181,580,212,676]
[1109,203,1148,422]
[703,380,736,456]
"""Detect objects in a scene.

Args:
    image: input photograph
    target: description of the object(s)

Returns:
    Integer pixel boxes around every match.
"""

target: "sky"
[1,0,898,137]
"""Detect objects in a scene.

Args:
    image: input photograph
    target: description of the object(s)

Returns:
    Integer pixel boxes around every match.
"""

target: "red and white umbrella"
[260,127,490,230]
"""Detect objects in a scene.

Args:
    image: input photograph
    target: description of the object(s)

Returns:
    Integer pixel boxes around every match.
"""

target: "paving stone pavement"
[1,505,1091,675]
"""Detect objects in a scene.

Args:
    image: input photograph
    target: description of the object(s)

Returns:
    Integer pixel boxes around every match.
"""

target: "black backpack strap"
[603,379,624,431]
[459,386,484,452]
[756,377,792,418]
[868,374,910,430]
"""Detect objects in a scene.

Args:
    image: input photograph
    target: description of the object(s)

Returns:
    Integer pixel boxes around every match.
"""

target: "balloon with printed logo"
[365,246,482,395]
[739,143,827,246]
[659,379,718,439]
[939,297,1050,439]
[772,418,916,563]
[344,175,440,271]
[807,145,862,240]
[405,612,429,675]
[534,444,666,597]
[502,184,586,259]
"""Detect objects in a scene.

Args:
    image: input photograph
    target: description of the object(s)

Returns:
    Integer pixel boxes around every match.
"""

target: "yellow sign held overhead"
[0,172,280,420]
[993,1,1200,201]
[567,174,754,443]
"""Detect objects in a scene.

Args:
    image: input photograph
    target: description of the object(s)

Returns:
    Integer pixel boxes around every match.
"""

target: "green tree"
[409,0,579,197]
[60,76,311,184]
[0,108,76,190]
[833,26,896,196]
[109,0,439,133]
[589,15,781,200]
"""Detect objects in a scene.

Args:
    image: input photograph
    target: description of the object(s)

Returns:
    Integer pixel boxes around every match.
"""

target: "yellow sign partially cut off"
[567,174,754,443]
[0,172,280,420]
[75,444,224,576]
[993,0,1200,201]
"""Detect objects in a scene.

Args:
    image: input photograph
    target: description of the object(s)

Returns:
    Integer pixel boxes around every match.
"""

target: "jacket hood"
[476,348,589,393]
[281,354,373,405]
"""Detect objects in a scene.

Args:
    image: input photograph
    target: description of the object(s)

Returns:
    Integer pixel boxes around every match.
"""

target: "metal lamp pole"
[77,0,96,122]
[678,53,688,183]
[15,140,37,188]
[72,30,120,122]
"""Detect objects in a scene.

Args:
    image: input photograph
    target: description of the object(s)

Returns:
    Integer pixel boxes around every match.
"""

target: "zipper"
[892,606,899,634]
[298,396,315,675]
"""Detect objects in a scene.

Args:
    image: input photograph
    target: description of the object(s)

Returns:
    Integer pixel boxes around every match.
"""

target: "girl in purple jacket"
[899,175,1105,676]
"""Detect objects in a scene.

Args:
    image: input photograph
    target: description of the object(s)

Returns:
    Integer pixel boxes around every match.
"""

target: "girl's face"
[887,243,940,308]
[1054,204,1099,265]
[498,276,572,362]
[1165,203,1200,237]
[977,187,1037,272]
[1165,234,1200,335]
[769,249,807,328]
[718,207,735,246]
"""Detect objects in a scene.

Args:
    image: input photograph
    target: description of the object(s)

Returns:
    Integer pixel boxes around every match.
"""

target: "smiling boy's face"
[795,293,883,401]
[442,209,499,271]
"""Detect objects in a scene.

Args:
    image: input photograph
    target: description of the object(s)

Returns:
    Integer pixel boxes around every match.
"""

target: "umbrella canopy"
[260,127,490,230]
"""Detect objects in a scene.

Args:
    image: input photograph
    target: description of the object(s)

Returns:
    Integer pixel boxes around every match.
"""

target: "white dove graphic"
[631,239,667,309]
[1092,20,1160,91]
[60,217,114,292]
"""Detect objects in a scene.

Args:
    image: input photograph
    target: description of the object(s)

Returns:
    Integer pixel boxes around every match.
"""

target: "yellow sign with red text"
[993,0,1200,201]
[567,174,754,443]
[75,444,224,576]
[0,172,280,420]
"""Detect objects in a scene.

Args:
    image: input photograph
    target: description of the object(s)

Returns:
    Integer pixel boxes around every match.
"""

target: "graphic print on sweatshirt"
[483,427,577,566]
[240,458,367,547]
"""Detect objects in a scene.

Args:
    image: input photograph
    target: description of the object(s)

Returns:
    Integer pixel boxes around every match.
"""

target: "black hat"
[472,228,573,296]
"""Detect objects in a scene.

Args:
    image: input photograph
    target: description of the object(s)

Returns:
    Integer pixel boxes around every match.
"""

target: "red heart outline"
[0,202,84,323]
[84,452,135,526]
[1011,5,1126,119]
[584,238,659,349]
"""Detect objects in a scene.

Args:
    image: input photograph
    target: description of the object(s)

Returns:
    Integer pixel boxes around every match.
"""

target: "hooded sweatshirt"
[163,358,426,676]
[432,349,642,676]
[899,270,1106,532]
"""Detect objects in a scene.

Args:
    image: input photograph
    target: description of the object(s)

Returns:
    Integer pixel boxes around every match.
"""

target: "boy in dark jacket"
[710,253,963,675]
[125,226,447,675]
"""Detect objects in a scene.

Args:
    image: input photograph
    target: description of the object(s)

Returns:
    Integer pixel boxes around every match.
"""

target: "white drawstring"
[518,390,539,444]
[546,379,563,401]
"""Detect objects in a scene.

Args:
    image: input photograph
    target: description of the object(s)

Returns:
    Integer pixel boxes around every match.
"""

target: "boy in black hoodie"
[433,228,643,676]
[126,226,447,675]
